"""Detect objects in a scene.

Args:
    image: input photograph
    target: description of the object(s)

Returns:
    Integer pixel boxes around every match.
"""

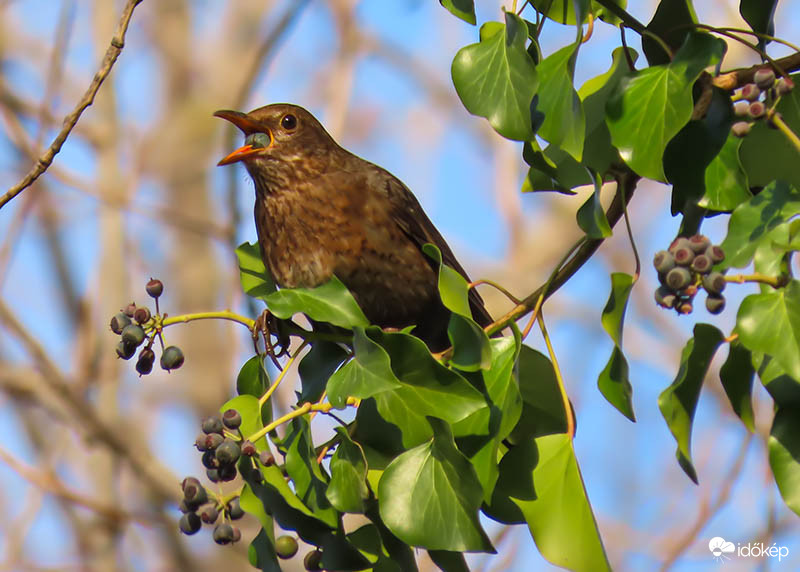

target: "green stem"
[725,273,788,289]
[161,310,255,329]
[538,312,574,438]
[247,398,357,443]
[770,112,800,155]
[258,341,308,408]
[592,0,646,34]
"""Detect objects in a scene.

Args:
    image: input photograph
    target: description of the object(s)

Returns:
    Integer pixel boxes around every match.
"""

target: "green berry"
[748,101,765,119]
[654,286,677,309]
[731,121,752,138]
[232,526,241,543]
[135,351,154,376]
[202,416,224,435]
[218,463,238,482]
[741,83,760,102]
[116,340,137,360]
[241,440,256,456]
[705,245,725,264]
[276,535,299,559]
[202,450,218,469]
[304,550,322,571]
[733,101,750,117]
[179,512,201,535]
[653,250,676,274]
[182,481,208,507]
[216,439,241,465]
[206,468,220,483]
[703,272,726,295]
[213,522,235,545]
[133,307,151,324]
[194,434,208,451]
[227,497,244,520]
[160,346,184,371]
[706,294,726,314]
[690,254,712,274]
[146,278,163,298]
[123,303,137,318]
[754,68,775,89]
[668,237,691,254]
[204,433,224,450]
[259,451,275,467]
[121,324,146,347]
[673,247,694,267]
[110,312,131,334]
[775,77,794,96]
[200,505,219,524]
[666,267,692,290]
[688,234,711,253]
[222,409,242,430]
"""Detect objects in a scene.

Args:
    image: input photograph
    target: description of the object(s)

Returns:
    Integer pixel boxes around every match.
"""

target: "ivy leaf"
[739,0,778,48]
[264,276,368,329]
[298,341,349,403]
[378,417,494,552]
[720,180,800,269]
[536,42,585,160]
[346,524,407,572]
[529,0,590,25]
[237,355,270,399]
[246,527,280,572]
[576,175,612,239]
[606,32,726,181]
[511,345,569,441]
[769,405,800,517]
[736,280,800,382]
[522,141,589,194]
[452,12,538,141]
[326,427,369,514]
[597,272,635,421]
[699,135,752,212]
[719,341,756,432]
[658,323,725,483]
[439,0,475,25]
[642,0,698,66]
[512,434,610,571]
[740,73,800,190]
[236,241,276,299]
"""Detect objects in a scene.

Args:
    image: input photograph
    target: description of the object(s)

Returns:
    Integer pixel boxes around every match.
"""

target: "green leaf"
[298,341,349,403]
[736,280,800,382]
[530,0,590,25]
[739,0,778,47]
[740,73,800,190]
[513,434,610,571]
[240,483,275,533]
[642,0,698,66]
[439,0,475,25]
[319,533,373,571]
[428,551,469,572]
[237,355,270,398]
[246,527,281,572]
[327,327,401,408]
[664,86,734,214]
[576,176,612,239]
[579,47,638,174]
[264,276,368,329]
[719,341,756,432]
[282,417,338,528]
[326,427,369,514]
[769,405,800,516]
[606,32,726,181]
[378,417,494,552]
[699,135,752,211]
[483,335,523,442]
[536,42,585,160]
[720,180,800,269]
[521,141,590,194]
[510,345,568,441]
[452,12,538,141]
[658,323,725,483]
[484,438,537,524]
[754,353,800,409]
[597,272,635,421]
[346,524,405,572]
[236,241,276,299]
[220,394,269,449]
[592,0,628,26]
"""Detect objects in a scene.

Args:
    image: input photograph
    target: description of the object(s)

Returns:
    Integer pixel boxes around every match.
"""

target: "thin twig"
[0,0,144,210]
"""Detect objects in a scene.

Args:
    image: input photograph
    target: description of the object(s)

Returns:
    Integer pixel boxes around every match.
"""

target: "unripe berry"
[202,416,224,435]
[179,512,201,535]
[182,481,208,507]
[123,302,137,318]
[241,440,257,457]
[731,121,752,138]
[231,526,241,543]
[754,68,775,89]
[677,301,693,314]
[304,550,323,571]
[222,409,242,430]
[259,451,275,467]
[673,247,695,267]
[688,234,711,253]
[135,348,155,375]
[218,463,238,482]
[666,267,692,290]
[110,312,131,334]
[160,346,184,371]
[741,83,760,102]
[146,278,163,299]
[668,237,691,254]
[706,294,726,314]
[121,324,146,347]
[216,439,241,466]
[204,433,224,450]
[227,497,244,520]
[733,101,750,117]
[748,101,765,119]
[276,535,299,559]
[775,77,794,96]
[194,434,208,451]
[653,250,676,274]
[705,245,725,264]
[206,468,220,483]
[116,340,137,360]
[200,505,219,524]
[702,272,726,294]
[691,254,712,274]
[133,307,151,324]
[202,450,219,470]
[213,523,235,545]
[655,286,677,309]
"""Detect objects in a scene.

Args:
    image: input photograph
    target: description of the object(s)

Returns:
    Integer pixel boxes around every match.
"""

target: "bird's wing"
[374,168,494,328]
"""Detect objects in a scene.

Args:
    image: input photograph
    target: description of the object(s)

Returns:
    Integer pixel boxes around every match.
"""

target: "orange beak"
[214,109,271,165]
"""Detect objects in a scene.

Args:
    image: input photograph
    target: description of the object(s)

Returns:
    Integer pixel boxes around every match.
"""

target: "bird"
[214,103,492,351]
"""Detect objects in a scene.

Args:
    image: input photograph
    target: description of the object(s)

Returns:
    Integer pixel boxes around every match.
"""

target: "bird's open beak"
[214,109,271,165]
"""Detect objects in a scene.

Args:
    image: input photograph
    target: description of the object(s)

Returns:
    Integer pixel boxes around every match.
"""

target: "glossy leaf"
[298,341,349,402]
[220,394,268,449]
[264,276,369,329]
[576,176,612,239]
[720,180,800,269]
[378,417,494,552]
[237,355,269,398]
[642,0,698,66]
[439,0,475,25]
[699,135,751,211]
[483,334,523,443]
[246,527,280,572]
[606,33,725,181]
[658,324,725,483]
[597,272,635,421]
[452,12,538,141]
[326,427,369,514]
[739,0,778,46]
[530,0,590,25]
[536,42,585,160]
[769,405,800,516]
[740,73,800,190]
[428,551,469,571]
[346,524,405,572]
[513,434,610,571]
[236,241,276,299]
[522,141,589,193]
[511,345,569,440]
[736,280,800,382]
[719,341,755,432]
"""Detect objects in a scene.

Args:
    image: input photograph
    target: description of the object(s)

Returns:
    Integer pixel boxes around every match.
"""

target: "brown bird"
[214,103,491,350]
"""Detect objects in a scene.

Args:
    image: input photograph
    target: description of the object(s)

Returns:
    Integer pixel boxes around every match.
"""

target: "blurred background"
[0,0,798,570]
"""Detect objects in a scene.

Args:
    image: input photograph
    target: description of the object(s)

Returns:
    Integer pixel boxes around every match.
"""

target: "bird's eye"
[245,132,271,149]
[280,114,297,131]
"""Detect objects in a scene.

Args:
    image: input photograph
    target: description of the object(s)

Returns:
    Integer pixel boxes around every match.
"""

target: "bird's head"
[214,104,337,183]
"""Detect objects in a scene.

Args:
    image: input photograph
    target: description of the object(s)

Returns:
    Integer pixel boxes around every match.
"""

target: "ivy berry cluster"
[731,67,794,137]
[177,476,245,544]
[653,234,726,315]
[109,278,184,375]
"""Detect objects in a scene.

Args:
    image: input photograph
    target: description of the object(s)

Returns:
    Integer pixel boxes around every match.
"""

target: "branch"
[713,51,800,91]
[0,0,144,210]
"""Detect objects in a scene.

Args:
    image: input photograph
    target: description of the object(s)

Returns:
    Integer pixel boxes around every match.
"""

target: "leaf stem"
[161,310,255,330]
[769,112,800,156]
[258,341,308,408]
[247,398,357,443]
[538,312,575,438]
[724,273,788,289]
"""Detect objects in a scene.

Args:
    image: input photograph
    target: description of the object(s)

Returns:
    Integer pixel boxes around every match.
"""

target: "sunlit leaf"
[236,241,276,299]
[719,341,755,432]
[769,405,800,517]
[264,276,368,329]
[439,0,475,25]
[536,42,585,160]
[597,272,635,421]
[326,427,369,514]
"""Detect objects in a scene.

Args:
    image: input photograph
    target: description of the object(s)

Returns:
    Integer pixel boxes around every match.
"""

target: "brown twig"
[713,51,800,91]
[0,0,144,210]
